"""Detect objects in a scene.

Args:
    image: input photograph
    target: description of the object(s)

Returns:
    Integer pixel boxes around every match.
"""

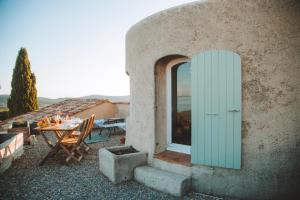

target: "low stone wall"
[0,132,24,174]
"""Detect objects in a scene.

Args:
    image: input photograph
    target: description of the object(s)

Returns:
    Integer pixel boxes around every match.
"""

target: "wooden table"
[35,123,80,165]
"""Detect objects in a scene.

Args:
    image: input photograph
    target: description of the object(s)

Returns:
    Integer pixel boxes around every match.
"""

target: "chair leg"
[82,142,91,152]
[75,147,84,158]
[87,131,92,140]
[84,141,91,148]
[66,151,82,163]
[61,144,82,163]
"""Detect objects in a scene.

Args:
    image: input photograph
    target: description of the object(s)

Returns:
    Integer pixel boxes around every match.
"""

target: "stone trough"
[0,132,24,174]
[99,146,147,184]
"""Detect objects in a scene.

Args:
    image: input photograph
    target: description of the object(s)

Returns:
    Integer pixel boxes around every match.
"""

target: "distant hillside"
[0,95,9,107]
[37,97,69,107]
[80,95,129,102]
[0,94,129,108]
[0,95,67,108]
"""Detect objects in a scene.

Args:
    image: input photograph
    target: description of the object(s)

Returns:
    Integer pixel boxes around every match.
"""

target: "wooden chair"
[71,114,95,152]
[84,114,95,150]
[59,118,90,163]
[78,114,95,152]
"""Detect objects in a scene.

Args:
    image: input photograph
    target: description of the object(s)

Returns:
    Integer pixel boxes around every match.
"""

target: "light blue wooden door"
[191,50,241,169]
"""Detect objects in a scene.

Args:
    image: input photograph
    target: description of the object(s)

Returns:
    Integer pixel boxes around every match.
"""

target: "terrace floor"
[154,150,191,166]
[0,130,219,200]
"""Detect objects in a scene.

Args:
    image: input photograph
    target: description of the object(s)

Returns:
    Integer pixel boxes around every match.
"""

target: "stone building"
[1,99,129,130]
[125,0,300,199]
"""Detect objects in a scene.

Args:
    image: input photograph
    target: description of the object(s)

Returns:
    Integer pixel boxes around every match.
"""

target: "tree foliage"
[7,48,38,116]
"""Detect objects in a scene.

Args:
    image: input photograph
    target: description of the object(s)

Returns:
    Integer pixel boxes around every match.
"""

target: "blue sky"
[0,0,195,98]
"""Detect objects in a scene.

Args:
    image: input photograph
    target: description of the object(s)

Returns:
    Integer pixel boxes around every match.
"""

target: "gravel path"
[0,131,216,200]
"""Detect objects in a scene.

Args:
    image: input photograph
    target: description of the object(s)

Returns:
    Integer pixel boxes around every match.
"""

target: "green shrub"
[0,110,9,121]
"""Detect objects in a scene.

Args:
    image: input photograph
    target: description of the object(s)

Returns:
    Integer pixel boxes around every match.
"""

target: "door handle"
[228,109,240,112]
[206,113,219,115]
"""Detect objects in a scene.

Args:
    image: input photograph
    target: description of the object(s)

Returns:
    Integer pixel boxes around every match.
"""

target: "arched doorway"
[154,55,189,154]
[166,58,191,154]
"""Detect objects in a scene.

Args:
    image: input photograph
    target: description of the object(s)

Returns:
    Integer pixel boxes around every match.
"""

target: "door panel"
[191,50,241,169]
[204,52,212,164]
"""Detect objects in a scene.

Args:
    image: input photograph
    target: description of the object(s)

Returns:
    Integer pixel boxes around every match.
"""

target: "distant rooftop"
[1,98,115,129]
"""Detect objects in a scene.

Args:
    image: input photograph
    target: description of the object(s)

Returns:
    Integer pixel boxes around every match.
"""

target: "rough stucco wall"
[73,102,116,119]
[125,0,300,199]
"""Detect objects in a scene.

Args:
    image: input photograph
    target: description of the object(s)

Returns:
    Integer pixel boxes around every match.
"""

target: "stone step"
[134,166,191,197]
[150,158,192,177]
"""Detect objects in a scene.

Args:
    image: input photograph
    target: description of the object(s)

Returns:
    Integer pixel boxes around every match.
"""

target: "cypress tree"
[7,48,38,116]
[29,72,38,111]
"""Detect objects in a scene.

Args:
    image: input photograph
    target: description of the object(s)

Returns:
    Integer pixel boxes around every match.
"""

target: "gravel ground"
[0,131,219,200]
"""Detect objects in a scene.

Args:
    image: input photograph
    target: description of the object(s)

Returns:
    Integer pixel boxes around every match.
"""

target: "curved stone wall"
[125,0,300,199]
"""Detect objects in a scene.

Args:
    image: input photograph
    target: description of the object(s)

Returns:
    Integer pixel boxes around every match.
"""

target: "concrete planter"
[0,132,24,174]
[99,146,147,184]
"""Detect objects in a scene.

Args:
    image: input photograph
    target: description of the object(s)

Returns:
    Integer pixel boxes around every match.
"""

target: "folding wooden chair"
[82,114,95,151]
[70,114,95,152]
[59,118,90,163]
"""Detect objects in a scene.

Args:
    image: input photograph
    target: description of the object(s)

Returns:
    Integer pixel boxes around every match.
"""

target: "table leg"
[39,145,60,165]
[39,130,73,165]
[40,131,54,148]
